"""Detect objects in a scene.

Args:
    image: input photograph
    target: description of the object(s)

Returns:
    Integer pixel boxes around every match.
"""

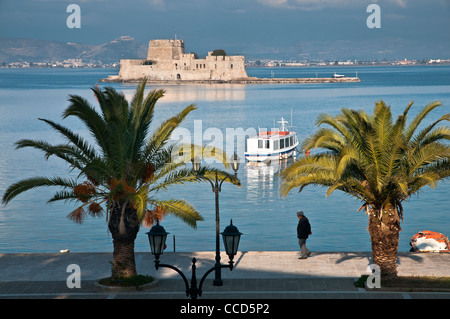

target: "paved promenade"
[0,251,449,299]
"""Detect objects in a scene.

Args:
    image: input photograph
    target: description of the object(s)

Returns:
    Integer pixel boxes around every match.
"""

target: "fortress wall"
[206,55,248,80]
[118,57,247,81]
[118,59,149,79]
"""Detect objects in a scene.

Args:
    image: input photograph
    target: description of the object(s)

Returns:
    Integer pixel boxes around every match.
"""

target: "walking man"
[297,211,312,259]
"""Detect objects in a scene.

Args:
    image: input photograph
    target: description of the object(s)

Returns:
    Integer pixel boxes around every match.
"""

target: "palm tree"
[2,80,240,279]
[280,100,449,279]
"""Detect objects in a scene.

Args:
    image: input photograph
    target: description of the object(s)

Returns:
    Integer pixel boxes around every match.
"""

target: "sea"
[0,65,449,254]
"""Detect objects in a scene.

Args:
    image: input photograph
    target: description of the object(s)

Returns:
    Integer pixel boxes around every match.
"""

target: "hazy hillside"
[0,36,147,64]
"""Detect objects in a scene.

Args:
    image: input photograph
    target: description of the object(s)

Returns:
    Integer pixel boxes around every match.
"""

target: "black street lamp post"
[192,152,240,286]
[146,220,242,299]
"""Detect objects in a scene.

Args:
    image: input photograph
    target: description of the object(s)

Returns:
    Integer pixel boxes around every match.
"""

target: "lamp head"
[221,219,242,260]
[231,152,240,173]
[146,220,169,257]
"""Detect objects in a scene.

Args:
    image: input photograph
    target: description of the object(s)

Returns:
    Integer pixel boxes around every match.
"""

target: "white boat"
[332,73,346,78]
[410,230,450,253]
[245,117,299,162]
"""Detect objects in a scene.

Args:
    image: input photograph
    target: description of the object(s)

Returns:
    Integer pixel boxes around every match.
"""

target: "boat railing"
[258,130,289,137]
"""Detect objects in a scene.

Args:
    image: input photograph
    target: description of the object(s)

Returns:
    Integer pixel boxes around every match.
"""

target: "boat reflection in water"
[245,158,293,201]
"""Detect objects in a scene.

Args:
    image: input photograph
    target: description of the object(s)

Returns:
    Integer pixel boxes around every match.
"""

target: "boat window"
[265,140,270,149]
[274,140,279,150]
[280,139,284,149]
[290,136,294,146]
[258,140,263,149]
[285,137,290,148]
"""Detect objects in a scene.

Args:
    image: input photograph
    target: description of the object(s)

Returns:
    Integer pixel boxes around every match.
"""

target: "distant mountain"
[79,36,148,63]
[0,36,147,64]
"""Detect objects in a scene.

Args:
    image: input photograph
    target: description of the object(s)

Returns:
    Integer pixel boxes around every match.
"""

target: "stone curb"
[94,278,159,292]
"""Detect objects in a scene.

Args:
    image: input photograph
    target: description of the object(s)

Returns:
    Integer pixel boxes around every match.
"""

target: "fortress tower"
[147,39,185,61]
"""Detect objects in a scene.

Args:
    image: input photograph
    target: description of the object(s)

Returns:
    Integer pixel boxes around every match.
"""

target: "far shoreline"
[99,76,361,84]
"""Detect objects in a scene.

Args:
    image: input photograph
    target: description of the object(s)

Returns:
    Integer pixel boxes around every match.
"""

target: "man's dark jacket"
[297,217,311,239]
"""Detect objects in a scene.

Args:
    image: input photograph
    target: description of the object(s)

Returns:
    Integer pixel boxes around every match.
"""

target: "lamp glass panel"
[223,234,239,256]
[149,234,166,255]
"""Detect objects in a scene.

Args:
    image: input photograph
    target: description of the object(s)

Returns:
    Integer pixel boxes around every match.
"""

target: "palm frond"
[148,198,203,228]
[145,104,197,158]
[63,94,111,159]
[15,139,86,169]
[47,190,78,203]
[129,187,149,222]
[153,167,198,191]
[405,100,443,142]
[410,114,450,152]
[2,177,78,204]
[37,118,97,160]
[197,165,241,187]
[408,142,450,175]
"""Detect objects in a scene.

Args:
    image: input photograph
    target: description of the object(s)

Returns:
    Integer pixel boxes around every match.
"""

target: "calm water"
[0,65,449,253]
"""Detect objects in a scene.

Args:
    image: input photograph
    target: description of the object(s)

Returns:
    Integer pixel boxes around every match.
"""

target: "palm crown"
[280,100,449,212]
[2,80,239,228]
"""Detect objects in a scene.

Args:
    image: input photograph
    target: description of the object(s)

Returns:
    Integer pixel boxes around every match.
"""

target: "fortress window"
[203,64,206,68]
[142,60,153,65]
[231,64,233,69]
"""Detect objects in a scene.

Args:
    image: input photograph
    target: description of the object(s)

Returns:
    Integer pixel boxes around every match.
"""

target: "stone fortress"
[101,38,360,84]
[104,39,248,82]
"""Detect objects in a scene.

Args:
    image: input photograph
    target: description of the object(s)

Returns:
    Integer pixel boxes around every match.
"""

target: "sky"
[1,0,450,60]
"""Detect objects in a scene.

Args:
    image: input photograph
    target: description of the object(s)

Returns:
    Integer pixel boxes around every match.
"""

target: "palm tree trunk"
[108,202,140,279]
[367,208,401,280]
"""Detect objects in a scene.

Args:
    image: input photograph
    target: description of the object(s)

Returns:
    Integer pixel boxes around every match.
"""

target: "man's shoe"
[307,252,312,257]
[298,256,307,259]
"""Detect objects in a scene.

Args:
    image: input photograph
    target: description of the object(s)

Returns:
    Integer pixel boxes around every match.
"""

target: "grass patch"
[355,275,450,290]
[354,275,370,288]
[98,275,155,288]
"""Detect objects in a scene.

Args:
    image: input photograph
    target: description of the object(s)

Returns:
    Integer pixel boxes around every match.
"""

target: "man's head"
[297,211,304,219]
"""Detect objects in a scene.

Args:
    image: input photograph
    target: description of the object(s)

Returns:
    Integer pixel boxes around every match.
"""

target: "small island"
[100,39,360,84]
